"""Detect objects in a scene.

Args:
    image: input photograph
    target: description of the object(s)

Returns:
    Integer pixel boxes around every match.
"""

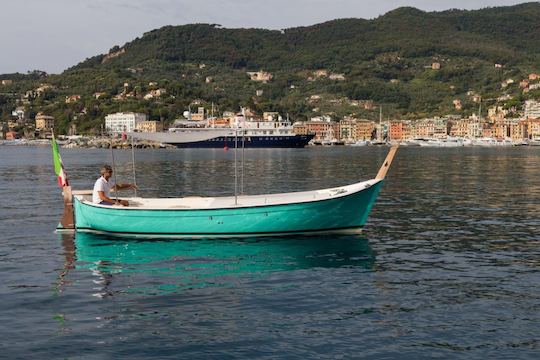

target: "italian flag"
[51,135,69,187]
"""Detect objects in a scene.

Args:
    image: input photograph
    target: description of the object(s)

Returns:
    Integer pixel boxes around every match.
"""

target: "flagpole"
[131,135,137,197]
[234,128,238,205]
[110,138,119,202]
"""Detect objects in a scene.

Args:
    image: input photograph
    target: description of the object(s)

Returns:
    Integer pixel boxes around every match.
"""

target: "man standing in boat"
[93,165,138,206]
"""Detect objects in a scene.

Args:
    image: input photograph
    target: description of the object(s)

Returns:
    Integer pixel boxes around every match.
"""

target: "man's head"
[100,165,113,179]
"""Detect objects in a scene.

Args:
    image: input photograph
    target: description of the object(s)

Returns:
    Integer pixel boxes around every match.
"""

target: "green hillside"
[1,3,540,134]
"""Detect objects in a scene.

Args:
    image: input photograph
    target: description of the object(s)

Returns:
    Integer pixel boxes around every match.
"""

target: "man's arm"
[98,191,128,206]
[112,183,139,191]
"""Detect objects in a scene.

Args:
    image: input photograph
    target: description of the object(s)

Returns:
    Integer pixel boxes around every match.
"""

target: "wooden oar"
[375,146,398,180]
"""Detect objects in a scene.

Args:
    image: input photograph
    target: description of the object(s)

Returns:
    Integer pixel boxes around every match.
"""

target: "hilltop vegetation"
[1,3,540,134]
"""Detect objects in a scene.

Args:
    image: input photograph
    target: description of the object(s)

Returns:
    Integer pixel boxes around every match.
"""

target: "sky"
[0,0,528,74]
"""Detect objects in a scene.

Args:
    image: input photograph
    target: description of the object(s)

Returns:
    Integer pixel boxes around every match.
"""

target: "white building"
[524,100,540,119]
[105,112,148,135]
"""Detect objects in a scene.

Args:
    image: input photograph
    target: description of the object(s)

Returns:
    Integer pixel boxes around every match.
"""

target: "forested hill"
[73,2,540,72]
[2,3,540,133]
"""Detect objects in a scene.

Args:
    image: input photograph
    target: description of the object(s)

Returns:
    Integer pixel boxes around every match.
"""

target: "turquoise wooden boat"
[58,147,397,238]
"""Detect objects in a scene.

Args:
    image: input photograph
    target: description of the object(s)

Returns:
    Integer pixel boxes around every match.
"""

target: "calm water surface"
[0,146,539,359]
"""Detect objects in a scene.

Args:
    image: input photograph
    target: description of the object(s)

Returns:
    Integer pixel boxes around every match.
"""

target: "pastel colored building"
[135,121,163,133]
[105,112,148,135]
[35,113,55,131]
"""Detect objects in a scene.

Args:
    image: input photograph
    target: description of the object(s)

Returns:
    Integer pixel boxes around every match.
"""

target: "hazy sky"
[0,0,527,74]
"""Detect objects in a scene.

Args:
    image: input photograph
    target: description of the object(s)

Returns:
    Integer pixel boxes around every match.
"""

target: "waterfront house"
[105,112,148,135]
[5,131,19,140]
[339,118,357,141]
[292,122,308,135]
[524,100,540,119]
[35,113,54,131]
[135,121,163,133]
[356,120,376,141]
[305,119,340,141]
[526,119,540,139]
[389,121,404,140]
[509,120,528,141]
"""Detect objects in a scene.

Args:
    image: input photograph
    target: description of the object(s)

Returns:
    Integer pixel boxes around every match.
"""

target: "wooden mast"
[375,146,398,180]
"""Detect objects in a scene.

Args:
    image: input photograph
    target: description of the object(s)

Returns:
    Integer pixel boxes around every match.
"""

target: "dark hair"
[100,165,113,175]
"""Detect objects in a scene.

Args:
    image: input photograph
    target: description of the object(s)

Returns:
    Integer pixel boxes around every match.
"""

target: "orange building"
[356,120,376,140]
[525,119,540,139]
[509,120,528,141]
[292,122,308,135]
[5,131,19,140]
[305,121,340,140]
[389,121,404,140]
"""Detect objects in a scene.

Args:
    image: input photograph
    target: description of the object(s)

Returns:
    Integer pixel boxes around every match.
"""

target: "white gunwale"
[75,178,381,211]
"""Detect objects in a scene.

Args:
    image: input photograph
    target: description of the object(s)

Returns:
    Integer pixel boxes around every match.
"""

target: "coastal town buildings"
[105,112,147,135]
[247,71,273,83]
[136,121,163,133]
[527,119,540,139]
[304,119,340,141]
[5,131,19,140]
[524,100,540,119]
[339,118,356,141]
[35,113,55,132]
[190,107,206,121]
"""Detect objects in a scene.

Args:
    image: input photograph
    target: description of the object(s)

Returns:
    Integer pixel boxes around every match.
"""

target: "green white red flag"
[51,135,69,187]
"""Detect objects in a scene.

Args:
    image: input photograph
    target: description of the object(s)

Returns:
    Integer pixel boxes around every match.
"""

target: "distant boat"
[349,140,370,147]
[528,138,540,146]
[57,145,399,239]
[398,140,420,146]
[471,137,513,147]
[167,115,314,148]
[417,137,464,147]
[321,139,345,146]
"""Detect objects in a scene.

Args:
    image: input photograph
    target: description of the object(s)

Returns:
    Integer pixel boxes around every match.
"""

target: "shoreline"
[1,139,538,149]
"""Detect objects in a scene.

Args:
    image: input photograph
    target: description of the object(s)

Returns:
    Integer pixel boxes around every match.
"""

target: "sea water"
[0,146,538,358]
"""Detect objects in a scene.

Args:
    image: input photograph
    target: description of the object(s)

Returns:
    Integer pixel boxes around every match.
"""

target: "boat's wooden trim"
[375,146,398,180]
[59,186,74,229]
[72,189,93,195]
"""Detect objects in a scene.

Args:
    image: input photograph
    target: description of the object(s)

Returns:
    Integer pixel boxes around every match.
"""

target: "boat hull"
[173,134,315,148]
[73,181,383,238]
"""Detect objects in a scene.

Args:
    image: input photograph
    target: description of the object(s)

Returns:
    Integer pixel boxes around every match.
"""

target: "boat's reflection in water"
[59,232,376,296]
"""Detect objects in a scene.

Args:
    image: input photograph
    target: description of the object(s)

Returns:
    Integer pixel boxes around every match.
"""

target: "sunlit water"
[0,146,539,359]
